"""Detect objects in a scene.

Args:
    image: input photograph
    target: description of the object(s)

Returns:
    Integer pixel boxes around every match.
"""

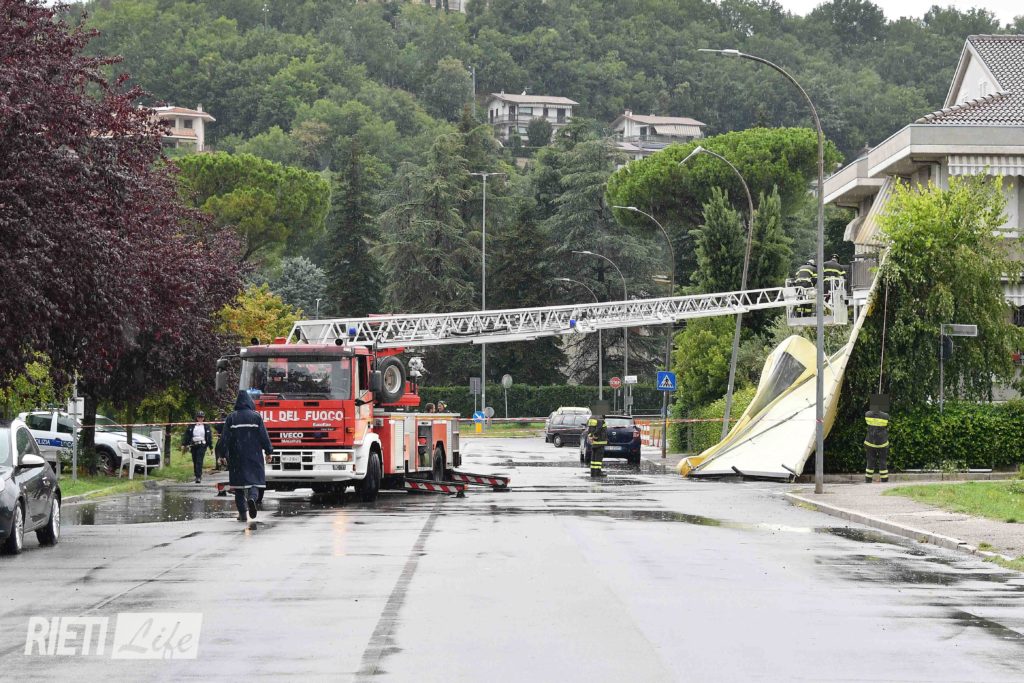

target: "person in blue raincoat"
[224,390,273,524]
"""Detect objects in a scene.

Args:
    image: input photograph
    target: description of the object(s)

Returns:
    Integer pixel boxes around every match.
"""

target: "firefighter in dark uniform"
[586,414,608,478]
[864,408,890,483]
[823,254,844,302]
[793,257,816,316]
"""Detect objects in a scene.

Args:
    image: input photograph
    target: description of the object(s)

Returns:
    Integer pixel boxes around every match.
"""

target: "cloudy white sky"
[777,0,1021,24]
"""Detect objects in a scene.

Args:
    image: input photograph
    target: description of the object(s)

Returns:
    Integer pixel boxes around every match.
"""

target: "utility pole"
[470,171,506,418]
[468,65,477,118]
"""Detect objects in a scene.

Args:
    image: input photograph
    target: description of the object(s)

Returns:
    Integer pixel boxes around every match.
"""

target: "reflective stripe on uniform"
[593,441,607,446]
[590,463,602,469]
[865,417,889,427]
[864,441,889,448]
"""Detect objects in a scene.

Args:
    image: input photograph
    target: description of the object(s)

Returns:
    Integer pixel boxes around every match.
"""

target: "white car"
[19,411,161,475]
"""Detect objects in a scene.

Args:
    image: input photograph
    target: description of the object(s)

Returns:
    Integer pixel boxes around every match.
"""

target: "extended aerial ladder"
[289,280,848,348]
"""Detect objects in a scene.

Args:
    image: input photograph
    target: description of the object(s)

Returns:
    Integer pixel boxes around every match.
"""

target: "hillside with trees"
[33,0,1024,398]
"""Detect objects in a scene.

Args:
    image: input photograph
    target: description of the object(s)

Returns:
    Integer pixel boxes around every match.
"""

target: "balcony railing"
[491,114,569,125]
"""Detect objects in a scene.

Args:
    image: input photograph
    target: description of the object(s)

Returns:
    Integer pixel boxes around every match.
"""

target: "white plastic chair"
[116,442,148,479]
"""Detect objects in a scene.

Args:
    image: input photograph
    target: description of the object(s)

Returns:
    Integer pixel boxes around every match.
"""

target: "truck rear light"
[346,427,354,434]
[417,437,427,446]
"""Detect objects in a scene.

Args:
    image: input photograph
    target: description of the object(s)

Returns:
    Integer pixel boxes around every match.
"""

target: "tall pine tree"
[691,187,744,294]
[324,147,384,317]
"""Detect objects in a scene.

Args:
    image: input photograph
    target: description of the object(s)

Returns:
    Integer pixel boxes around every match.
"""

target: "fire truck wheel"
[358,453,381,502]
[375,357,406,403]
[431,447,445,482]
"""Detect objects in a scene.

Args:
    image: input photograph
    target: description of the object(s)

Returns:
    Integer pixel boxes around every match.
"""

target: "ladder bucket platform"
[450,471,511,491]
[404,477,467,497]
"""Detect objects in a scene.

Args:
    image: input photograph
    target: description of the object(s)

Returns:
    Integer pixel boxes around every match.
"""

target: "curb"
[785,491,1017,564]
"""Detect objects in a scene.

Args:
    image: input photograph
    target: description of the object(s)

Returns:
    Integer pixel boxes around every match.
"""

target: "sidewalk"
[787,481,1024,562]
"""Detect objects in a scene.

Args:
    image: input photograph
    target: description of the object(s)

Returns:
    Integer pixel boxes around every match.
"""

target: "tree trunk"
[82,391,98,476]
[165,407,174,467]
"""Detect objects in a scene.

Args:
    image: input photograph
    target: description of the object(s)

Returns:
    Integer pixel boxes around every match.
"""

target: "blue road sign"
[473,411,487,423]
[657,371,677,392]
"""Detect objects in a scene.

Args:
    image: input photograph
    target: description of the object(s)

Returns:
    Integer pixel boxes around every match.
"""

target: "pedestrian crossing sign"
[657,371,676,391]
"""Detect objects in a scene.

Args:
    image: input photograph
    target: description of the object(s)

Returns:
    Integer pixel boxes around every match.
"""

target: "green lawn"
[158,449,222,482]
[59,476,145,499]
[884,481,1024,524]
[462,422,544,438]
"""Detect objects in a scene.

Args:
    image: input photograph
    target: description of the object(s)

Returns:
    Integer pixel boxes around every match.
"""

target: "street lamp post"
[678,146,756,441]
[572,250,629,414]
[471,171,506,418]
[556,278,602,401]
[700,48,827,493]
[612,205,674,458]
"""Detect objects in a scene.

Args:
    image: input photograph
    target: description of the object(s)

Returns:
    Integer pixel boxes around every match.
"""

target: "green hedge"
[824,400,1024,474]
[417,384,665,418]
[669,387,756,454]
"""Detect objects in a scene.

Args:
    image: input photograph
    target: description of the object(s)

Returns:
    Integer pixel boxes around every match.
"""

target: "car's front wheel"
[37,497,60,545]
[2,502,25,555]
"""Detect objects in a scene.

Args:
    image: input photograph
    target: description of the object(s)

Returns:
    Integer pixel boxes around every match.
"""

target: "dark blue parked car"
[579,415,642,465]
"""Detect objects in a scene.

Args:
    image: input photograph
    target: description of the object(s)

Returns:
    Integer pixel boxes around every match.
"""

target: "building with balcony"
[153,105,215,153]
[486,92,578,144]
[610,110,705,161]
[823,35,1024,308]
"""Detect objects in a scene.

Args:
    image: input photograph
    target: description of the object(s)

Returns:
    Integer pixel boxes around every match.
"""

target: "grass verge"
[462,422,544,438]
[984,555,1024,572]
[60,477,145,499]
[884,480,1024,524]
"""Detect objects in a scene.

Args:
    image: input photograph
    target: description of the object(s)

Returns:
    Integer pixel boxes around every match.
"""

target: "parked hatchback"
[1,419,61,554]
[545,411,590,447]
[580,415,642,465]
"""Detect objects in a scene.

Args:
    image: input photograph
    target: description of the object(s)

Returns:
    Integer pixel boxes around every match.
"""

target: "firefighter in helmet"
[793,257,817,316]
[823,253,845,303]
[586,413,608,478]
[864,399,890,483]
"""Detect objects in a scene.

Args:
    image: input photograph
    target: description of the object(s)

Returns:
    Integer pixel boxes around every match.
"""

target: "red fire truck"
[217,337,506,500]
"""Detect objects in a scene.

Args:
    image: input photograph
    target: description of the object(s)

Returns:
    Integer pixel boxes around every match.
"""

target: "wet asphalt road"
[2,437,1024,682]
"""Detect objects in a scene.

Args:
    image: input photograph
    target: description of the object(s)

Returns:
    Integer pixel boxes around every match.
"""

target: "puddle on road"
[64,489,239,525]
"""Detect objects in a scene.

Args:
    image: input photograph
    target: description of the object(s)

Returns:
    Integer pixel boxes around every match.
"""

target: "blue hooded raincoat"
[225,390,273,488]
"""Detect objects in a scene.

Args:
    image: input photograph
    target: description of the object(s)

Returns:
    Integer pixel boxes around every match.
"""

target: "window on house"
[543,107,549,117]
[557,108,566,123]
[184,119,193,129]
[1014,306,1024,328]
[520,107,532,115]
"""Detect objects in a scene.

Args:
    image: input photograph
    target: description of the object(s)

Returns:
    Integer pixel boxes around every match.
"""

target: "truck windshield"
[240,357,351,399]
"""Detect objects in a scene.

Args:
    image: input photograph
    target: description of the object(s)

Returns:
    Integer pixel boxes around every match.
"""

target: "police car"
[19,411,162,474]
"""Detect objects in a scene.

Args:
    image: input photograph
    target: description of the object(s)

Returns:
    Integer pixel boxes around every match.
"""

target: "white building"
[485,92,578,144]
[610,110,705,161]
[823,35,1024,308]
[152,105,215,153]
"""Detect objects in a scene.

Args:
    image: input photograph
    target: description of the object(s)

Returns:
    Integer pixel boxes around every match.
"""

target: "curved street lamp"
[572,250,629,414]
[679,146,755,440]
[612,205,674,457]
[699,47,827,493]
[556,277,602,401]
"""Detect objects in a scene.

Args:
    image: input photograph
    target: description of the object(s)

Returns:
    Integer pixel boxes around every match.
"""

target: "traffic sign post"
[473,410,486,433]
[609,376,622,390]
[656,371,676,459]
[657,371,677,391]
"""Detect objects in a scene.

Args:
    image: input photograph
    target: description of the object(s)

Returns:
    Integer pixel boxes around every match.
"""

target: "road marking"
[355,498,443,680]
